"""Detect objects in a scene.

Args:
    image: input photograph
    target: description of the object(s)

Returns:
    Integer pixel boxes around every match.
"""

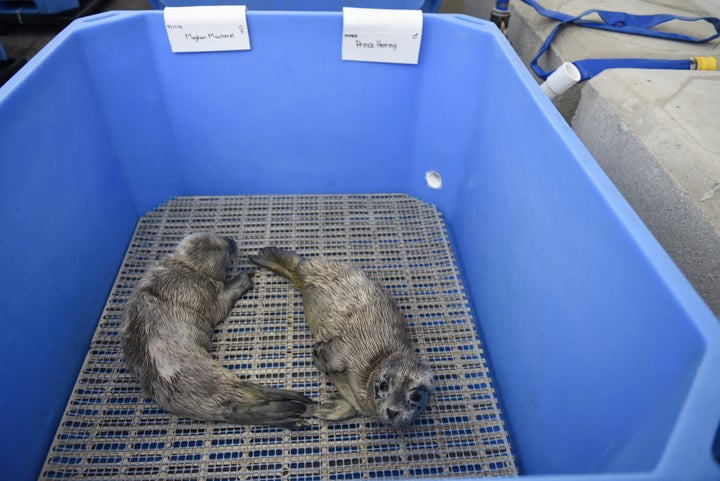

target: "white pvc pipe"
[540,62,581,100]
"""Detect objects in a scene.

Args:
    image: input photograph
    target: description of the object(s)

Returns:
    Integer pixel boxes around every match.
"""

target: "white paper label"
[342,7,423,65]
[164,6,251,53]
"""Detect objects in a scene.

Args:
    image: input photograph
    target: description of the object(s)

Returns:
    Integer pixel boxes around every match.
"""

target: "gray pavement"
[2,0,719,316]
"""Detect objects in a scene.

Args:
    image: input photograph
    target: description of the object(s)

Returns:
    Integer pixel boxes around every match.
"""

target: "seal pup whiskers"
[249,247,433,428]
[122,233,315,427]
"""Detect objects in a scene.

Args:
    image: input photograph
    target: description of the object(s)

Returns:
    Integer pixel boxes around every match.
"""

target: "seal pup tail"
[249,247,304,289]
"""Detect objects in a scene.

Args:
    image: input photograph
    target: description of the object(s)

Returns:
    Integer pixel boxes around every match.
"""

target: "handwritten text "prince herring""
[355,40,398,51]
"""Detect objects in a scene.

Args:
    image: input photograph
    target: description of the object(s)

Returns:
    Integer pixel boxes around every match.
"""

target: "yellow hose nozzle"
[691,56,718,71]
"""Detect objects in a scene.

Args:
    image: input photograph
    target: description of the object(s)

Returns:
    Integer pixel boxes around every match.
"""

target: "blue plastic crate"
[0,10,719,481]
[0,0,78,15]
[149,0,442,13]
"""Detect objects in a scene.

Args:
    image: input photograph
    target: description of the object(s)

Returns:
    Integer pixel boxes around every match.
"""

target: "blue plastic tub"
[0,0,78,15]
[0,10,718,481]
[148,0,442,13]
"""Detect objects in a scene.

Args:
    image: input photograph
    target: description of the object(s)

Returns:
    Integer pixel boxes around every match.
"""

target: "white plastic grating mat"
[41,194,517,480]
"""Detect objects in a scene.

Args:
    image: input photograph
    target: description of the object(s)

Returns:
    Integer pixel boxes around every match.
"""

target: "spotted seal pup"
[122,233,315,427]
[249,247,433,428]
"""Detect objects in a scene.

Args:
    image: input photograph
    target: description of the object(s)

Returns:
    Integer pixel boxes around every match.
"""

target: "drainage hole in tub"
[425,170,442,190]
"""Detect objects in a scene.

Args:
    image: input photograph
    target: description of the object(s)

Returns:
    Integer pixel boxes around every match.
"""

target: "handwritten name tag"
[164,6,251,53]
[342,7,423,65]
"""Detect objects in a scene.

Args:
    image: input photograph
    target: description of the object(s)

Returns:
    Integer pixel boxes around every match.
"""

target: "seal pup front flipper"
[312,340,358,421]
[315,392,358,421]
[312,340,346,374]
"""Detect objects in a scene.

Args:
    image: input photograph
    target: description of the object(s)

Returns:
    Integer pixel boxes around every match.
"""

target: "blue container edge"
[1,10,719,481]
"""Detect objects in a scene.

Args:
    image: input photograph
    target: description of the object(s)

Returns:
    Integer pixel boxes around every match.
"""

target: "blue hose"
[573,58,692,81]
[516,0,720,80]
[494,0,508,12]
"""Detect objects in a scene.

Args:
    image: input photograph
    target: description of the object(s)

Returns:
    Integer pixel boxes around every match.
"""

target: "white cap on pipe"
[540,62,581,100]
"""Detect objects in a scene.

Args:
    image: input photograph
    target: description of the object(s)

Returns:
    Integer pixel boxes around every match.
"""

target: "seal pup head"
[369,353,433,428]
[174,232,238,280]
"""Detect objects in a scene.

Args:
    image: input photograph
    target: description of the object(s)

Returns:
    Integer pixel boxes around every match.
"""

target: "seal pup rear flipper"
[157,360,318,427]
[248,247,304,289]
[220,384,317,427]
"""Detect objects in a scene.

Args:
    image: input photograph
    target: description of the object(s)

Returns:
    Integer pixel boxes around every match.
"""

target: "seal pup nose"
[386,408,400,421]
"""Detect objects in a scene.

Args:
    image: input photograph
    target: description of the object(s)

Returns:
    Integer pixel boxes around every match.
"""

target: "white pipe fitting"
[541,62,581,100]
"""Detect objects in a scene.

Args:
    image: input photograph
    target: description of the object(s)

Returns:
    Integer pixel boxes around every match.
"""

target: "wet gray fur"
[122,233,315,427]
[249,247,433,428]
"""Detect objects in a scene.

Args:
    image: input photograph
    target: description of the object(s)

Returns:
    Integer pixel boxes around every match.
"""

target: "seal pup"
[122,233,315,427]
[249,247,433,428]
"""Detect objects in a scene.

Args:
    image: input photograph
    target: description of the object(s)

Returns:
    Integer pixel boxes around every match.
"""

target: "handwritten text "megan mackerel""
[166,24,243,43]
[186,32,236,42]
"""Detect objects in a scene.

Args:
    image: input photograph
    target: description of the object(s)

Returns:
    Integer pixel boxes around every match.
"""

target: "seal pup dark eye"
[378,381,389,392]
[409,387,428,406]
